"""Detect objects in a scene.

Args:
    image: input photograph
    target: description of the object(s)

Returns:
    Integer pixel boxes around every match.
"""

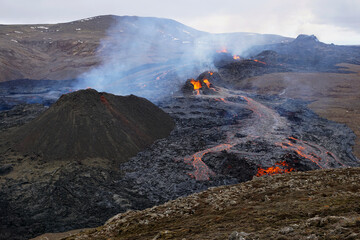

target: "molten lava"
[233,55,240,60]
[184,144,233,180]
[190,79,202,95]
[203,79,211,88]
[276,137,344,169]
[256,161,295,177]
[253,59,266,65]
[190,79,202,90]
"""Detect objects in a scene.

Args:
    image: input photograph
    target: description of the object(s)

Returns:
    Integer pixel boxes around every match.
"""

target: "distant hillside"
[0,15,292,82]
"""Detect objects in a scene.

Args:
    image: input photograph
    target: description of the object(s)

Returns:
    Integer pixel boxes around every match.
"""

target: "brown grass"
[61,168,360,240]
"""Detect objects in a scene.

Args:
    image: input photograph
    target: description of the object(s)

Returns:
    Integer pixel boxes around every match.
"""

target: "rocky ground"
[1,83,358,240]
[0,90,174,240]
[61,167,360,240]
[234,63,360,159]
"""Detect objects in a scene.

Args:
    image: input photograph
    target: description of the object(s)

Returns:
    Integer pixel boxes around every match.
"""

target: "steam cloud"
[75,16,283,100]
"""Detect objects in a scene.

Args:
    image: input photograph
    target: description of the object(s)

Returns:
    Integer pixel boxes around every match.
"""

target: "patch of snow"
[6,33,9,36]
[76,28,81,31]
[11,39,18,43]
[56,29,60,32]
[30,26,35,29]
[37,26,49,30]
[182,30,191,35]
[77,40,84,43]
[182,41,191,44]
[173,38,179,41]
[14,31,23,34]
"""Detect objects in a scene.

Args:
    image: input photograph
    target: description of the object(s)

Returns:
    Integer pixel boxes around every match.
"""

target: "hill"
[54,167,360,240]
[0,15,292,82]
[8,89,174,162]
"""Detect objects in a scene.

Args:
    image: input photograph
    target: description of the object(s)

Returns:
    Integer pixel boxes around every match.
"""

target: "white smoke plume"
[75,16,290,100]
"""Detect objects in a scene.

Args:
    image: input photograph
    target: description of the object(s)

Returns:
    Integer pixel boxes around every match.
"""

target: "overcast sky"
[1,0,359,45]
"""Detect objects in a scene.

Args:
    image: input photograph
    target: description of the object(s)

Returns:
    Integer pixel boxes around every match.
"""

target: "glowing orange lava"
[233,55,240,60]
[203,79,211,88]
[275,137,345,168]
[190,79,202,90]
[184,144,233,180]
[217,48,228,53]
[254,59,267,65]
[190,79,202,95]
[256,161,295,177]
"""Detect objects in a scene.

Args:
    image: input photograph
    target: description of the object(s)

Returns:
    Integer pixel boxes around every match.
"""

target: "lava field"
[0,72,359,240]
[121,81,358,205]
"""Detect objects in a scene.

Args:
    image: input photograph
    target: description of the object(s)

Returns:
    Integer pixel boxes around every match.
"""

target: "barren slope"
[56,167,360,240]
[0,15,292,83]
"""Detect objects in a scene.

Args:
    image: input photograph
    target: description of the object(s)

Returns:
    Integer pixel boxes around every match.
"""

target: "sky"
[1,0,360,45]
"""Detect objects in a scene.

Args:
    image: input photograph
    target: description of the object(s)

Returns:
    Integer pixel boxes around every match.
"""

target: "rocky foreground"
[59,167,360,240]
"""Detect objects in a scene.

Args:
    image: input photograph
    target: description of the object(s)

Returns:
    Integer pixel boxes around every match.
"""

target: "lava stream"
[276,137,345,168]
[184,144,233,180]
[256,161,295,177]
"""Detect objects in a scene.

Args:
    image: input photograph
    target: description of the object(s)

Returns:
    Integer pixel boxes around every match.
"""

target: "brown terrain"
[0,15,291,82]
[0,16,108,82]
[33,167,360,240]
[235,63,360,158]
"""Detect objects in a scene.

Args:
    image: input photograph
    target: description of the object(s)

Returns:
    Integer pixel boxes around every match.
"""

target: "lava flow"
[190,79,202,95]
[276,137,345,168]
[253,59,266,64]
[233,55,240,60]
[256,161,295,177]
[184,144,233,180]
[203,79,211,88]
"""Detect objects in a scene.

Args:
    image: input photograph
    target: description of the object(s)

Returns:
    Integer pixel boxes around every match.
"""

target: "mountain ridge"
[0,15,292,82]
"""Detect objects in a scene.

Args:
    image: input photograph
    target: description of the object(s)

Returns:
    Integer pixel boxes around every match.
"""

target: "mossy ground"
[60,168,360,240]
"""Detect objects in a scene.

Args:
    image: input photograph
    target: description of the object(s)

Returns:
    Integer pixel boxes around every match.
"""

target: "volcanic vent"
[9,89,174,162]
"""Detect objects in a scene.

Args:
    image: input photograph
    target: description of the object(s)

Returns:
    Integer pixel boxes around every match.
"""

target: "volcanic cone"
[9,89,174,163]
